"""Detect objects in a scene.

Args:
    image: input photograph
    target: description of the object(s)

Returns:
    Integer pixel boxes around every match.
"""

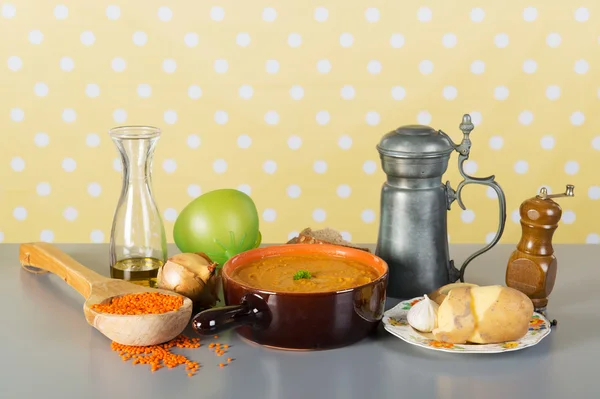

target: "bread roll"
[432,285,534,344]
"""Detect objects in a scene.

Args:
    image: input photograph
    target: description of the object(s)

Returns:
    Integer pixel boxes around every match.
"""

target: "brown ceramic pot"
[191,244,388,350]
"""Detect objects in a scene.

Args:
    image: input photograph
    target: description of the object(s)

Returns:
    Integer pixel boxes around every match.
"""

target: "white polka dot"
[184,85,202,100]
[288,231,299,240]
[187,184,202,198]
[288,135,302,150]
[463,160,478,174]
[113,109,127,123]
[514,160,529,174]
[540,135,555,150]
[63,207,78,221]
[518,110,534,125]
[340,231,352,241]
[36,182,51,196]
[494,33,509,48]
[470,8,485,22]
[338,135,353,150]
[86,83,100,98]
[60,56,75,72]
[158,6,173,21]
[570,111,585,126]
[564,161,579,175]
[184,32,199,47]
[486,187,498,199]
[34,82,48,97]
[588,186,600,200]
[87,182,101,197]
[314,7,328,22]
[546,85,561,100]
[363,160,377,174]
[85,133,100,147]
[417,7,432,22]
[10,108,24,122]
[62,158,76,172]
[523,59,537,74]
[574,59,589,74]
[442,33,457,48]
[494,86,509,100]
[390,33,405,48]
[546,33,561,48]
[237,184,251,196]
[261,110,278,125]
[288,33,302,48]
[262,7,277,22]
[90,230,105,243]
[339,33,353,48]
[162,159,177,173]
[163,110,177,125]
[0,232,3,242]
[210,6,225,21]
[365,111,380,126]
[391,86,406,100]
[237,134,252,148]
[562,210,576,224]
[287,185,301,198]
[340,85,355,100]
[337,184,351,198]
[134,83,151,98]
[164,208,178,222]
[214,59,228,74]
[485,232,497,244]
[316,111,330,125]
[163,58,177,74]
[236,85,253,100]
[54,5,68,20]
[592,136,600,150]
[511,209,521,224]
[187,134,201,149]
[113,158,122,172]
[236,32,251,47]
[586,234,600,244]
[35,132,50,147]
[7,56,22,71]
[313,160,328,174]
[461,209,475,223]
[213,159,227,174]
[263,208,277,222]
[365,7,380,22]
[419,60,434,75]
[469,112,482,126]
[10,157,25,172]
[265,59,279,74]
[214,110,228,125]
[575,7,589,22]
[367,60,382,74]
[317,59,332,74]
[111,57,126,72]
[29,30,44,45]
[133,31,147,46]
[263,160,277,174]
[289,85,304,100]
[2,3,16,18]
[106,5,120,20]
[80,30,95,46]
[312,209,327,222]
[361,209,376,223]
[417,111,432,125]
[40,230,54,242]
[522,7,537,22]
[61,108,76,123]
[13,207,27,220]
[471,60,485,74]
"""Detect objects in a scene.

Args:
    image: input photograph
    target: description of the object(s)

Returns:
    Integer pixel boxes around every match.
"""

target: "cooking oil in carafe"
[110,257,163,288]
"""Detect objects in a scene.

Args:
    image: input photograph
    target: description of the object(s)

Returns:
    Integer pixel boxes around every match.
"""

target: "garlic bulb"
[407,294,439,333]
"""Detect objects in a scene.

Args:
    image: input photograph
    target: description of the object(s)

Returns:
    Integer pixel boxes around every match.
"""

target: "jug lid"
[376,124,454,159]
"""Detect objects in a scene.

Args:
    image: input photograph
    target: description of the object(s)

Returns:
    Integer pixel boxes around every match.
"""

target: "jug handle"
[440,114,508,282]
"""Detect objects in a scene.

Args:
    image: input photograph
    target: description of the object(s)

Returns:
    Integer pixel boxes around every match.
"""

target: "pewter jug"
[375,114,507,299]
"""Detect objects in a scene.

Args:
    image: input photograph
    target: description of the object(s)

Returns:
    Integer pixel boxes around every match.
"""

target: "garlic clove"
[406,294,439,333]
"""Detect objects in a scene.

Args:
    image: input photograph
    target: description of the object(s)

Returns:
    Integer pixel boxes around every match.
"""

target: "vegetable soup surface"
[230,253,379,293]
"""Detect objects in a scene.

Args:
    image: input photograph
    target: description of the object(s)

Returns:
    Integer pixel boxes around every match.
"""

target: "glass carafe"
[108,126,167,287]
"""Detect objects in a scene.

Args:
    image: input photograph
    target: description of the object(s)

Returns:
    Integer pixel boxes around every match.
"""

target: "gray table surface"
[1,243,598,399]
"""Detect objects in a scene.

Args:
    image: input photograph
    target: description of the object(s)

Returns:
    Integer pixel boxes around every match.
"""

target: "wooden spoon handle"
[19,242,108,300]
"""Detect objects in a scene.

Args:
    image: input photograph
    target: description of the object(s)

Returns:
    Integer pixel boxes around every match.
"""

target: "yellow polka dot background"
[1,1,599,245]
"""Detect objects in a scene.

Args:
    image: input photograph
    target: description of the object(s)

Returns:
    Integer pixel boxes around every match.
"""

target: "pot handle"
[440,114,507,282]
[191,293,272,336]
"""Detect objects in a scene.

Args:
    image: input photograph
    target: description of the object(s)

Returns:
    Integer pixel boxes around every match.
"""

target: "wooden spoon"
[19,242,193,346]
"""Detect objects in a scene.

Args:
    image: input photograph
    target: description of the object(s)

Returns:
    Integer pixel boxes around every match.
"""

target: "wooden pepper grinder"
[506,185,574,314]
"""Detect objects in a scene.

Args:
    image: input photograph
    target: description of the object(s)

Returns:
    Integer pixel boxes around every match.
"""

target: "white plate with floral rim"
[382,297,552,353]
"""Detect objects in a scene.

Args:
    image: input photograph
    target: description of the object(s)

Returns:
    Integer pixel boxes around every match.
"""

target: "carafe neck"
[113,137,158,181]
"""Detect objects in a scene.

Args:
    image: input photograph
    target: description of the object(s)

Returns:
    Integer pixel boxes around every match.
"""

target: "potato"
[427,282,479,306]
[432,285,534,344]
